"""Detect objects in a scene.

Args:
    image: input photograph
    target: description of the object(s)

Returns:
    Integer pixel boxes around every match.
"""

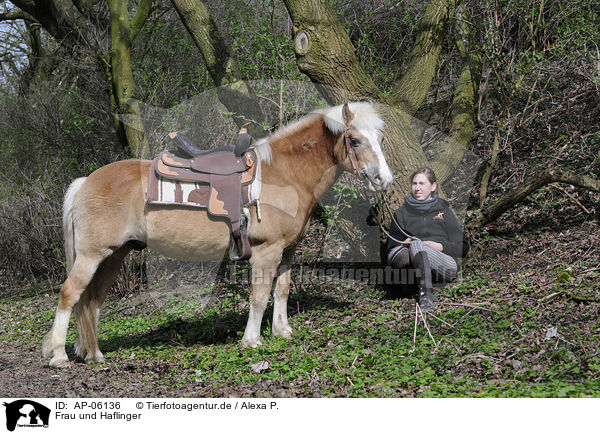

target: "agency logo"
[3,400,50,432]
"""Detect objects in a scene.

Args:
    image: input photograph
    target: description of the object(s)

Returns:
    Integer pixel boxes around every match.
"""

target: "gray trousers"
[388,239,457,284]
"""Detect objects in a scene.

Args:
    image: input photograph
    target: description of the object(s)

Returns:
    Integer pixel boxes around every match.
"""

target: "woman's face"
[411,173,437,201]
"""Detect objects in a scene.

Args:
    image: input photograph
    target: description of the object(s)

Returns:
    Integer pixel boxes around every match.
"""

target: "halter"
[343,127,362,178]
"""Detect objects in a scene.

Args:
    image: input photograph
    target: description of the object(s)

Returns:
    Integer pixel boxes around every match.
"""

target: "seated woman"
[387,167,469,311]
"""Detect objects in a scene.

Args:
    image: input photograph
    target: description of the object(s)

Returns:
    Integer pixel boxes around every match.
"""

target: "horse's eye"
[350,138,361,147]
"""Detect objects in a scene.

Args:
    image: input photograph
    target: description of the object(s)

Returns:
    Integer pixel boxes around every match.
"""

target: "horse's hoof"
[273,325,293,338]
[49,356,71,368]
[85,352,105,364]
[241,338,262,349]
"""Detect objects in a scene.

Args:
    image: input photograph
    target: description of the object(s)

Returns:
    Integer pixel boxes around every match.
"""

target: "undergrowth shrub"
[0,171,64,282]
[0,77,123,285]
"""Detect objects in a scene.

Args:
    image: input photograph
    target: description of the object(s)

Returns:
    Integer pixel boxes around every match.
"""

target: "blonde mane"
[253,102,384,166]
[321,102,384,134]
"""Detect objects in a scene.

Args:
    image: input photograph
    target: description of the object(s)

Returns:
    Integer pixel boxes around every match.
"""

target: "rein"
[371,192,420,245]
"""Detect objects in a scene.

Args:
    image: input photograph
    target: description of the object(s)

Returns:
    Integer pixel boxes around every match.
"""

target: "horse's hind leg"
[73,246,131,363]
[42,254,105,367]
[272,247,295,338]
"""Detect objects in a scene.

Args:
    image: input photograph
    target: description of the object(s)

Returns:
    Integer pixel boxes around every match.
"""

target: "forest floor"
[1,218,599,398]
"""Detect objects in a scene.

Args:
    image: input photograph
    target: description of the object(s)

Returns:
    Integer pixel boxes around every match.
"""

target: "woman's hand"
[424,241,443,251]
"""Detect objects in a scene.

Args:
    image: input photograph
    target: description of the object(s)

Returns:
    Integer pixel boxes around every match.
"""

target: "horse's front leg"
[241,243,282,348]
[272,247,295,338]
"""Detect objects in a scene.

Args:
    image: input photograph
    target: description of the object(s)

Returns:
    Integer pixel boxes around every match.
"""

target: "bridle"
[343,127,362,178]
[342,129,416,246]
[343,127,391,194]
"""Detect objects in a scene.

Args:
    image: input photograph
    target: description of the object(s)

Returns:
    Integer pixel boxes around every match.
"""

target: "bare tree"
[170,0,267,137]
[3,0,151,155]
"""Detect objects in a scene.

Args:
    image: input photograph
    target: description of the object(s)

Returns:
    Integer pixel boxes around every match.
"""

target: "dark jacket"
[387,196,469,258]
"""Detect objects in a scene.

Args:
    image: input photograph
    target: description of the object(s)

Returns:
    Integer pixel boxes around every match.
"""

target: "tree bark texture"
[282,0,382,104]
[282,0,462,209]
[170,0,267,137]
[9,0,89,45]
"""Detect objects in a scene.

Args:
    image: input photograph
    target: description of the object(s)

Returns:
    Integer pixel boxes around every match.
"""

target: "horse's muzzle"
[363,169,393,191]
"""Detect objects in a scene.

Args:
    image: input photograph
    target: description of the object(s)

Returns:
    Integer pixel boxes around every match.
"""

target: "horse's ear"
[342,103,354,127]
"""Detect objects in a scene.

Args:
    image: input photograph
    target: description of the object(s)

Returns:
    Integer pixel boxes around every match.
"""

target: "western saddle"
[147,129,257,260]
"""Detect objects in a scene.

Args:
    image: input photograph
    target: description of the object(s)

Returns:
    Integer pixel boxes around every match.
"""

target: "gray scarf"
[405,193,439,213]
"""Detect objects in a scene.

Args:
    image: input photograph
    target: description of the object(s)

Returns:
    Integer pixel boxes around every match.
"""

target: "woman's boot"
[413,251,434,311]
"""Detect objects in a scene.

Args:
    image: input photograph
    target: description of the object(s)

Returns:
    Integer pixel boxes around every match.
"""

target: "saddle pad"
[146,158,260,208]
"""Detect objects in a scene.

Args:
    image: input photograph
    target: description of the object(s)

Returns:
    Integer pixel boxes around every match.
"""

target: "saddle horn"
[169,132,204,158]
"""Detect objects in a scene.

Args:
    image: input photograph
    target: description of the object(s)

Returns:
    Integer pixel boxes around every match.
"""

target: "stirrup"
[229,215,252,261]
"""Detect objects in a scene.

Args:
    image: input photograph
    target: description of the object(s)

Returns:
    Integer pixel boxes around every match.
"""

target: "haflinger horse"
[42,101,393,367]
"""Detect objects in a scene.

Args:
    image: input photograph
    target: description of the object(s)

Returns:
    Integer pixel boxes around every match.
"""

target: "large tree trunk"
[107,0,150,156]
[282,0,484,263]
[283,0,382,103]
[170,0,267,137]
[283,0,482,200]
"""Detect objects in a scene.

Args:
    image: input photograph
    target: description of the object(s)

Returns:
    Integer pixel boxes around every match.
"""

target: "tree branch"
[130,0,152,41]
[10,0,90,45]
[170,0,266,135]
[388,0,457,115]
[107,0,149,155]
[469,169,600,228]
[0,11,37,22]
[448,4,482,147]
[19,19,51,90]
[430,3,482,183]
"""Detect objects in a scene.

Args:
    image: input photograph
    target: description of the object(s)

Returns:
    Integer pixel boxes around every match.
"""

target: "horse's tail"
[63,177,86,273]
